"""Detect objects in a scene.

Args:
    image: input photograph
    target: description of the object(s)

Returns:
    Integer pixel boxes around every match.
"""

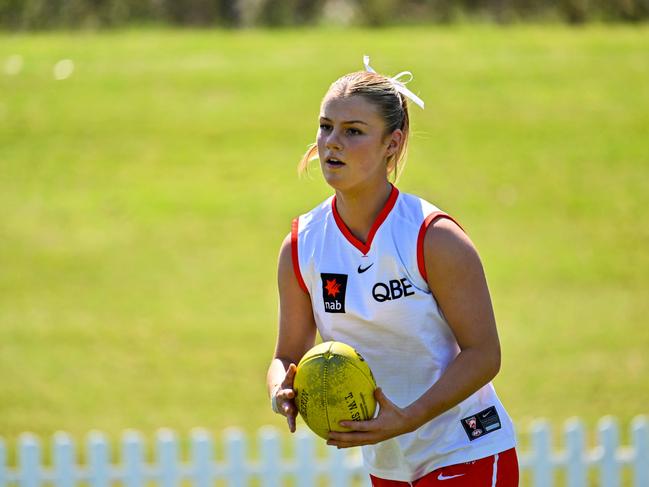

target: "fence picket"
[258,427,281,487]
[294,430,316,486]
[87,432,109,487]
[18,434,40,487]
[189,429,212,487]
[122,431,145,487]
[631,416,648,487]
[1,416,648,487]
[599,417,620,487]
[156,430,179,487]
[531,420,553,487]
[53,433,75,487]
[328,445,349,486]
[564,418,586,487]
[224,429,247,487]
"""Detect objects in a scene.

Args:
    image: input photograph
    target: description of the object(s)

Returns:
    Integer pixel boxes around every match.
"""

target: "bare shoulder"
[278,232,292,273]
[423,217,482,273]
[277,232,303,291]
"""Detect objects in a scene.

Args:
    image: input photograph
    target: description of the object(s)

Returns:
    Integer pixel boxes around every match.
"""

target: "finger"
[338,419,374,431]
[328,430,374,443]
[287,362,297,376]
[284,363,297,386]
[287,413,296,433]
[327,435,373,448]
[278,388,295,400]
[374,387,393,409]
[329,442,356,449]
[374,387,397,414]
[281,400,296,416]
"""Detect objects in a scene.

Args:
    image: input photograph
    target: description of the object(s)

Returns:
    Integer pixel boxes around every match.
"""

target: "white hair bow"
[363,55,425,109]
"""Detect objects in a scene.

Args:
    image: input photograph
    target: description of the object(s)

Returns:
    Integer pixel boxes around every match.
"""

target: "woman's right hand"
[272,363,298,432]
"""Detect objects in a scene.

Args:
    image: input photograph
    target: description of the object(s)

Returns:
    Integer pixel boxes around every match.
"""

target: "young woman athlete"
[266,57,519,486]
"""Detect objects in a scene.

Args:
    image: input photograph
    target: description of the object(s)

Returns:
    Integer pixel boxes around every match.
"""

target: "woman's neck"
[334,181,393,244]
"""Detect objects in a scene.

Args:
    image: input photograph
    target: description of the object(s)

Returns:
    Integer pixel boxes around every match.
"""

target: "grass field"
[1,25,648,448]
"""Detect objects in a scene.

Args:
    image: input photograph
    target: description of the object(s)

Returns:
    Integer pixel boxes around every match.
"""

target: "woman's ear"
[385,129,403,158]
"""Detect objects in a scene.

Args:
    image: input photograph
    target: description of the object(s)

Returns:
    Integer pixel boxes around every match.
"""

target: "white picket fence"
[0,416,648,487]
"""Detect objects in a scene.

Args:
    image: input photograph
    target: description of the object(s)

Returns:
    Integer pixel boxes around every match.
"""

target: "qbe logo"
[320,273,348,313]
[372,278,415,302]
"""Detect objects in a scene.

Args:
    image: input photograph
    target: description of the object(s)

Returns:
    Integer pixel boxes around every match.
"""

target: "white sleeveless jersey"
[291,185,516,482]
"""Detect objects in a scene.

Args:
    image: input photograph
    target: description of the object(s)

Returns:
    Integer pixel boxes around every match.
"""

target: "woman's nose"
[325,131,342,151]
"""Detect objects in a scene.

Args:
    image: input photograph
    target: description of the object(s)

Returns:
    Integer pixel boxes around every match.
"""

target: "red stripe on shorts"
[370,448,519,487]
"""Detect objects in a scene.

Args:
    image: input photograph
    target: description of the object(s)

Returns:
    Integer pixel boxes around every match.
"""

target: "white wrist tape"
[270,385,282,414]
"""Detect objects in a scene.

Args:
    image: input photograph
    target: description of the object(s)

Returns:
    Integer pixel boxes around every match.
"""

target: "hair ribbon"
[363,55,425,109]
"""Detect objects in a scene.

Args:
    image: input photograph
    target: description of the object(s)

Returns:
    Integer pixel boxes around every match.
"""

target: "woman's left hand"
[326,388,413,448]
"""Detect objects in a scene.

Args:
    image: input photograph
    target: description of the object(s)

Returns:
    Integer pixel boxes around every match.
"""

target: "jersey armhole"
[291,218,309,294]
[416,211,465,283]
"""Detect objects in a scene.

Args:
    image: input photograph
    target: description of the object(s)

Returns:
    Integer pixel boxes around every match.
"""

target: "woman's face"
[317,95,401,194]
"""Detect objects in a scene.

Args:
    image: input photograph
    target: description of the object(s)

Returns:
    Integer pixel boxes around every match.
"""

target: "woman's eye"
[346,128,362,135]
[319,123,332,131]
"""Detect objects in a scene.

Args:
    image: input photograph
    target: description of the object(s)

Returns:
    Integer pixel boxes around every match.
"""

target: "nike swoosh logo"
[357,263,374,273]
[438,473,465,481]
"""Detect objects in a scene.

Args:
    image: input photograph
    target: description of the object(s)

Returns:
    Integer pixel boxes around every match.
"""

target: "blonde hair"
[298,71,411,182]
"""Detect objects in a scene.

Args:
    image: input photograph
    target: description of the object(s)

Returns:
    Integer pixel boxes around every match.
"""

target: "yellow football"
[294,341,377,439]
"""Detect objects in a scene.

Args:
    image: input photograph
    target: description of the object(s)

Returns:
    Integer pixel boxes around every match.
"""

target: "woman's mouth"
[326,157,346,168]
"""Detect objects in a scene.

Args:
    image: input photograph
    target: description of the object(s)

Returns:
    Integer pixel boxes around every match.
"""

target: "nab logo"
[321,273,348,313]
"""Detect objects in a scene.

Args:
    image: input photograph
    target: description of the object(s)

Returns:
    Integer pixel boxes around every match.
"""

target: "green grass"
[1,25,648,448]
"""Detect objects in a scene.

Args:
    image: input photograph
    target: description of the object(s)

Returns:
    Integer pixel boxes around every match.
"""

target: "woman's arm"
[403,217,501,424]
[328,217,502,447]
[266,233,317,432]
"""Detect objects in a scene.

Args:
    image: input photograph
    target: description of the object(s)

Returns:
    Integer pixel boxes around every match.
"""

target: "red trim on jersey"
[291,218,309,294]
[331,184,400,256]
[417,212,465,283]
[370,448,519,486]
